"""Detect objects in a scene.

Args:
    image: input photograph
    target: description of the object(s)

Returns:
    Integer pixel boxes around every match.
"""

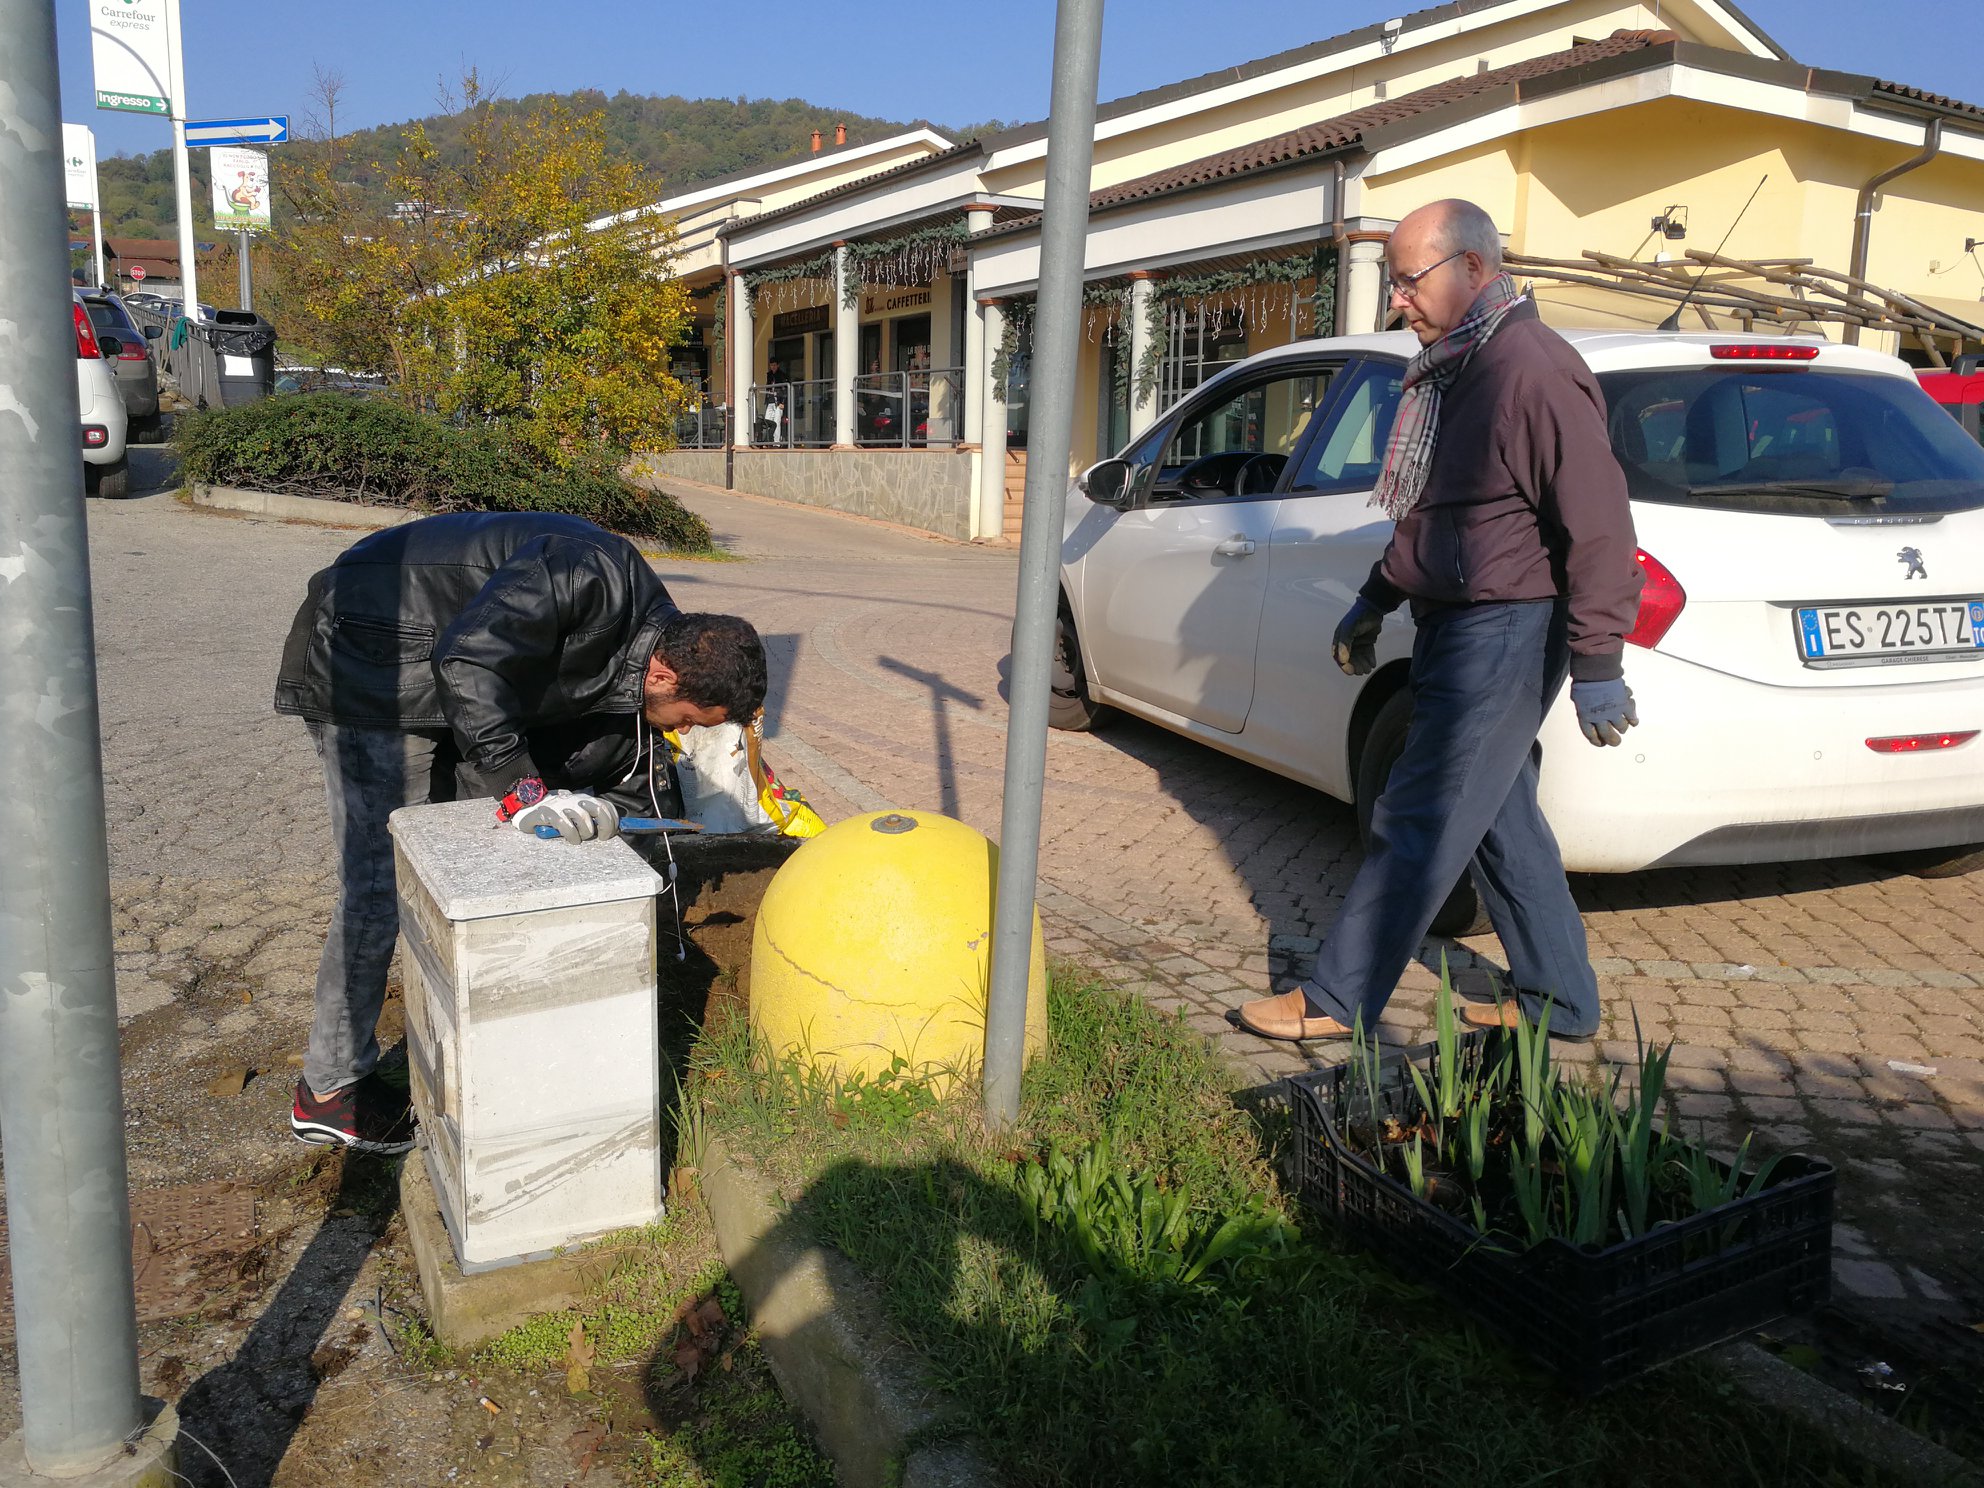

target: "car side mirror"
[1081,458,1134,509]
[98,336,122,357]
[143,324,162,339]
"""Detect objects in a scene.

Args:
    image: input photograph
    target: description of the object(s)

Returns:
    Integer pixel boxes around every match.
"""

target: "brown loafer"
[1234,990,1354,1042]
[1459,1000,1526,1031]
[1458,1000,1595,1043]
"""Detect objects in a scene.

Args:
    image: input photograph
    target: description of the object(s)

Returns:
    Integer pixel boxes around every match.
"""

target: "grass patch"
[457,1204,831,1486]
[692,967,1901,1488]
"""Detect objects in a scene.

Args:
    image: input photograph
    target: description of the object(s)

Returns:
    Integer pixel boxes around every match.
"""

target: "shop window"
[1157,306,1248,421]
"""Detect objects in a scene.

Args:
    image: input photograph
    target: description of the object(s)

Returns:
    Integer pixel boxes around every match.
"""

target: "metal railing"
[853,366,965,448]
[672,404,730,449]
[745,378,835,447]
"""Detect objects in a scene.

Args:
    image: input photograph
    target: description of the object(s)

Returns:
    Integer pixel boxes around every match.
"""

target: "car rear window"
[83,298,139,338]
[1598,367,1984,516]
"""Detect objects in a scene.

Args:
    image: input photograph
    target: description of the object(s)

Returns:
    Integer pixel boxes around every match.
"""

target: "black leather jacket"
[274,512,679,795]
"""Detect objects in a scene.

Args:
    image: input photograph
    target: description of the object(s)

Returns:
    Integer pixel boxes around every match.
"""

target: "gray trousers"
[304,722,469,1095]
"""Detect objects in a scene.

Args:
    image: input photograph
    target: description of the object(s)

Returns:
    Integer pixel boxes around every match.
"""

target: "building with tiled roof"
[645,0,1984,543]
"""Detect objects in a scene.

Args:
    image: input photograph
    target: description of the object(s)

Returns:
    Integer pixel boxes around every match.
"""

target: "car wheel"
[128,413,164,444]
[86,457,130,500]
[1048,604,1109,732]
[1354,689,1491,939]
[1867,843,1984,880]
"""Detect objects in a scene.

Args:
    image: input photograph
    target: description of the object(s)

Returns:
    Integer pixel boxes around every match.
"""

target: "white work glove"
[512,791,620,842]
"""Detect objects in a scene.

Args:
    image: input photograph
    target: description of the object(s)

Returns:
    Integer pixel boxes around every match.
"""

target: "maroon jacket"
[1359,302,1641,682]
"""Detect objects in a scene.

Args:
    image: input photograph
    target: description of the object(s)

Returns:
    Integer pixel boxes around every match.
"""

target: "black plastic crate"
[1284,1035,1834,1393]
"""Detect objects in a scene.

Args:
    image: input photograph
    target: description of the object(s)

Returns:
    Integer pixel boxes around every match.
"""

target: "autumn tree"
[267,73,691,459]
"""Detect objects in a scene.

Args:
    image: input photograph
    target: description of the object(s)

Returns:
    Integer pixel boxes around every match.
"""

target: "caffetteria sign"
[92,0,173,116]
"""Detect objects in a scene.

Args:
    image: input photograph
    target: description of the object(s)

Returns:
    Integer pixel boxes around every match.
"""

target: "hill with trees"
[77,91,1001,241]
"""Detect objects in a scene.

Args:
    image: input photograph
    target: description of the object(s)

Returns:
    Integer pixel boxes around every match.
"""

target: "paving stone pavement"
[52,479,1984,1349]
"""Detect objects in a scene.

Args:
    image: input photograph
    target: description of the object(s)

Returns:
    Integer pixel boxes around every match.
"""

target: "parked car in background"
[73,289,129,498]
[78,290,163,442]
[1056,329,1984,932]
[1919,353,1983,445]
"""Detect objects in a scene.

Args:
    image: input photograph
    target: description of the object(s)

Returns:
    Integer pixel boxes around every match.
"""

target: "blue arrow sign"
[185,116,288,147]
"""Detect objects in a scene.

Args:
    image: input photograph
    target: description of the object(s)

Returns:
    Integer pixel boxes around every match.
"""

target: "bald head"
[1387,198,1506,344]
[1414,199,1503,270]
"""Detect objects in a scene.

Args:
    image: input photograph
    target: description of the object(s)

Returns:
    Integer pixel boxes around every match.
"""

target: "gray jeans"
[305,721,471,1095]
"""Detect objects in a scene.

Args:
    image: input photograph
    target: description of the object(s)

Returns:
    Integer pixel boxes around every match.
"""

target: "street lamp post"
[0,2,179,1481]
[982,0,1105,1131]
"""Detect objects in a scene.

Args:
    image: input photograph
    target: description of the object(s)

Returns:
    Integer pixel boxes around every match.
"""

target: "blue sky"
[58,0,1984,162]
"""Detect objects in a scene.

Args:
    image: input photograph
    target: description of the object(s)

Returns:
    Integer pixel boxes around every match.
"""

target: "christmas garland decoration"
[741,251,836,316]
[841,220,972,307]
[1134,255,1336,405]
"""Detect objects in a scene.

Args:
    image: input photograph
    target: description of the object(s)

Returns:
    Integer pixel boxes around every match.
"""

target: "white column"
[1126,272,1158,438]
[1343,236,1390,335]
[977,298,1009,541]
[833,244,857,447]
[963,208,993,447]
[731,273,754,445]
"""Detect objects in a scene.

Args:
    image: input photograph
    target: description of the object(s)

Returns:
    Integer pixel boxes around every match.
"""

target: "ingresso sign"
[91,0,173,116]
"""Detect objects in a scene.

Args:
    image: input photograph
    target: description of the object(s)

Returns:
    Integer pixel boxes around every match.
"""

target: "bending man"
[274,511,766,1150]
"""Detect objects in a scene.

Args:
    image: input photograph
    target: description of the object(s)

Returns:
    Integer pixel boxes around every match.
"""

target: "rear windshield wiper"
[1686,479,1894,500]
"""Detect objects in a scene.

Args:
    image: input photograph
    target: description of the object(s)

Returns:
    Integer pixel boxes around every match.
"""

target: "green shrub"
[175,394,714,551]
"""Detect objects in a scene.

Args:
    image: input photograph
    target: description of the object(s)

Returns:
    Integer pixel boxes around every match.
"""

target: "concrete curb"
[1710,1342,1982,1486]
[697,1133,1000,1488]
[188,482,415,528]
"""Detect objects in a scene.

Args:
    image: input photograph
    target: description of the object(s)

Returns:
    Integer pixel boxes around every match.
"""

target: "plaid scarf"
[1371,273,1527,522]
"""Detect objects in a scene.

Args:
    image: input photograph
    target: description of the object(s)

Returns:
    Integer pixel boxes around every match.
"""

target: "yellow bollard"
[748,810,1047,1087]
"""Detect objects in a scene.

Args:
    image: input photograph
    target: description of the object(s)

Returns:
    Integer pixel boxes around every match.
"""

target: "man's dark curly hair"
[654,613,767,721]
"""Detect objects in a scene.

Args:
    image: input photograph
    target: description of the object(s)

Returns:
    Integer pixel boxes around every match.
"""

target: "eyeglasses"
[1390,249,1466,301]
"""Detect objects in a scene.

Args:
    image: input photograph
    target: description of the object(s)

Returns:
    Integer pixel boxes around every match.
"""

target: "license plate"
[1796,600,1984,664]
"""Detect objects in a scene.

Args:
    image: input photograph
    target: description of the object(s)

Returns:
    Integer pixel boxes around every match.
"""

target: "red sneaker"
[289,1074,416,1154]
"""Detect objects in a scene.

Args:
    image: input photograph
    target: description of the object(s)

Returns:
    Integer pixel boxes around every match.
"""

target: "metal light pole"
[0,2,176,1480]
[983,0,1105,1131]
[164,0,200,318]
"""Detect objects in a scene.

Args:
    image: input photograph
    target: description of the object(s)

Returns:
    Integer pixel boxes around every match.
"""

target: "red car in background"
[1920,352,1984,444]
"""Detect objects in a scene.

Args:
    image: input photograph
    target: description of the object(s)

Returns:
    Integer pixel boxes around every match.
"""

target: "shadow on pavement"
[172,1150,398,1486]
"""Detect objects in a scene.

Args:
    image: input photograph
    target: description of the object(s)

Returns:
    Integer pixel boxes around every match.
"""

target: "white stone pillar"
[731,272,755,445]
[977,298,1009,542]
[833,243,857,448]
[1126,271,1159,439]
[963,208,993,447]
[1343,235,1390,335]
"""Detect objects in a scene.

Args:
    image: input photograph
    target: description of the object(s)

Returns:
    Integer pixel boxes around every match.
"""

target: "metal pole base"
[0,1402,178,1486]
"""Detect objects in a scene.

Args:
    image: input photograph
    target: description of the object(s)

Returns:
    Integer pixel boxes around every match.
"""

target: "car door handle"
[1214,535,1256,557]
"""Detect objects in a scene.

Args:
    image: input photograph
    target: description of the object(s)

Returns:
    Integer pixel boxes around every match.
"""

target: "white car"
[1055,330,1984,931]
[74,289,130,498]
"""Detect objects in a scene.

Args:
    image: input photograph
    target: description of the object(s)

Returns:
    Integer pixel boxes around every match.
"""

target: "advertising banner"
[91,0,173,116]
[63,124,99,211]
[210,146,272,233]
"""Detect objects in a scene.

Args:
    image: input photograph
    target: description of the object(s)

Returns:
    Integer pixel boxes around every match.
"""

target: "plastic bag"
[664,713,825,838]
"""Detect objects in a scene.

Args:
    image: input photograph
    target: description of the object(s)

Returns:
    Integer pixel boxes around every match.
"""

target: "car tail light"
[1709,343,1820,361]
[74,302,101,359]
[82,425,108,447]
[1625,548,1685,649]
[116,338,149,360]
[1866,731,1978,754]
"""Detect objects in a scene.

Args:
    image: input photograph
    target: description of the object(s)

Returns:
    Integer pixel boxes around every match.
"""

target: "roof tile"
[980,30,1676,238]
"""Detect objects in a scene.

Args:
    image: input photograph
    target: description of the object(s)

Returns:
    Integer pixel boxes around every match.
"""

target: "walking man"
[1236,199,1641,1044]
[274,511,767,1150]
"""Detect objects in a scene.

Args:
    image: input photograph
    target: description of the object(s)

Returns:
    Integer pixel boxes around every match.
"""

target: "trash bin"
[191,310,278,408]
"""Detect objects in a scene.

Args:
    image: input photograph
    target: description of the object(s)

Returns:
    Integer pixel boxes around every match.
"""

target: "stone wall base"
[638,448,975,542]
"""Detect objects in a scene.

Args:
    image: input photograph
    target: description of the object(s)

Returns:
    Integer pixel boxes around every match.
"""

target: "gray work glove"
[1570,679,1638,747]
[512,791,621,841]
[1332,598,1384,677]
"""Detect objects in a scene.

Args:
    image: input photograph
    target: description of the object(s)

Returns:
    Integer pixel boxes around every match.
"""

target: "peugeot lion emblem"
[1898,546,1928,580]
